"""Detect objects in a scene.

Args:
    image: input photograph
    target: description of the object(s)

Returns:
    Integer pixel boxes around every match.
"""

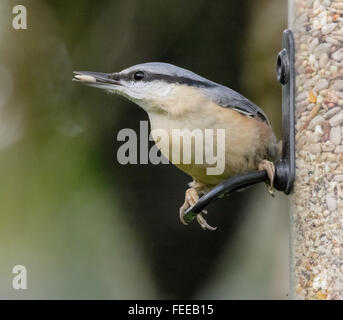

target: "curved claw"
[258,160,276,197]
[179,188,216,230]
[196,212,217,231]
[179,208,189,225]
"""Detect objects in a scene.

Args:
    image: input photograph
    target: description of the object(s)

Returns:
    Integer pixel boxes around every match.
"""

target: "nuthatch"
[73,62,279,230]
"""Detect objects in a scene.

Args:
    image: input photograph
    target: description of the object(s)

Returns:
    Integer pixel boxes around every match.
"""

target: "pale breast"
[147,86,277,186]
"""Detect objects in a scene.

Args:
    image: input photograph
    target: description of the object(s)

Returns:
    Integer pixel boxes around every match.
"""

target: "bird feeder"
[289,0,343,300]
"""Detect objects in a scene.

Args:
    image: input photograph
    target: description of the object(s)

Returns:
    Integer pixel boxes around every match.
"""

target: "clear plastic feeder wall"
[289,0,343,300]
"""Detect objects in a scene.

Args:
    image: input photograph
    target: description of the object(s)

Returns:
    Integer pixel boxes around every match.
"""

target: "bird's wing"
[205,84,271,126]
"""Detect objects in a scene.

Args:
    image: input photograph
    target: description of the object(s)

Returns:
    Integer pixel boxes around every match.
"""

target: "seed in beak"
[74,74,96,82]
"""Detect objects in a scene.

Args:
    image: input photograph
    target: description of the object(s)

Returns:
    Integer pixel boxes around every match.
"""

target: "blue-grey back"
[121,62,270,125]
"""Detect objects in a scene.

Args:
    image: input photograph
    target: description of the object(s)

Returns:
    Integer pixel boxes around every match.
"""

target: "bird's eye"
[133,71,145,81]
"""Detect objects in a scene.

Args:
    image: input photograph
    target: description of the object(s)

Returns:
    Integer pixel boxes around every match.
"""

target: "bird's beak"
[73,71,122,90]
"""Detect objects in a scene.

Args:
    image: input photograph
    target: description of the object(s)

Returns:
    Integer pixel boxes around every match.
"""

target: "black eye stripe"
[109,73,120,81]
[146,74,215,88]
[117,71,215,88]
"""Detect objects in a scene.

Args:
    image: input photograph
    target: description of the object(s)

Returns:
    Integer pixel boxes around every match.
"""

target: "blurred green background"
[0,0,289,299]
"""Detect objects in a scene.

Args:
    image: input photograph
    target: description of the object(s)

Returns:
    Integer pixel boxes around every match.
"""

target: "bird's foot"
[196,210,217,231]
[258,159,275,197]
[179,187,217,231]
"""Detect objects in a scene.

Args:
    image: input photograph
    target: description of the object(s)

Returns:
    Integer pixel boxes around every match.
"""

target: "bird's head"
[73,62,215,114]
